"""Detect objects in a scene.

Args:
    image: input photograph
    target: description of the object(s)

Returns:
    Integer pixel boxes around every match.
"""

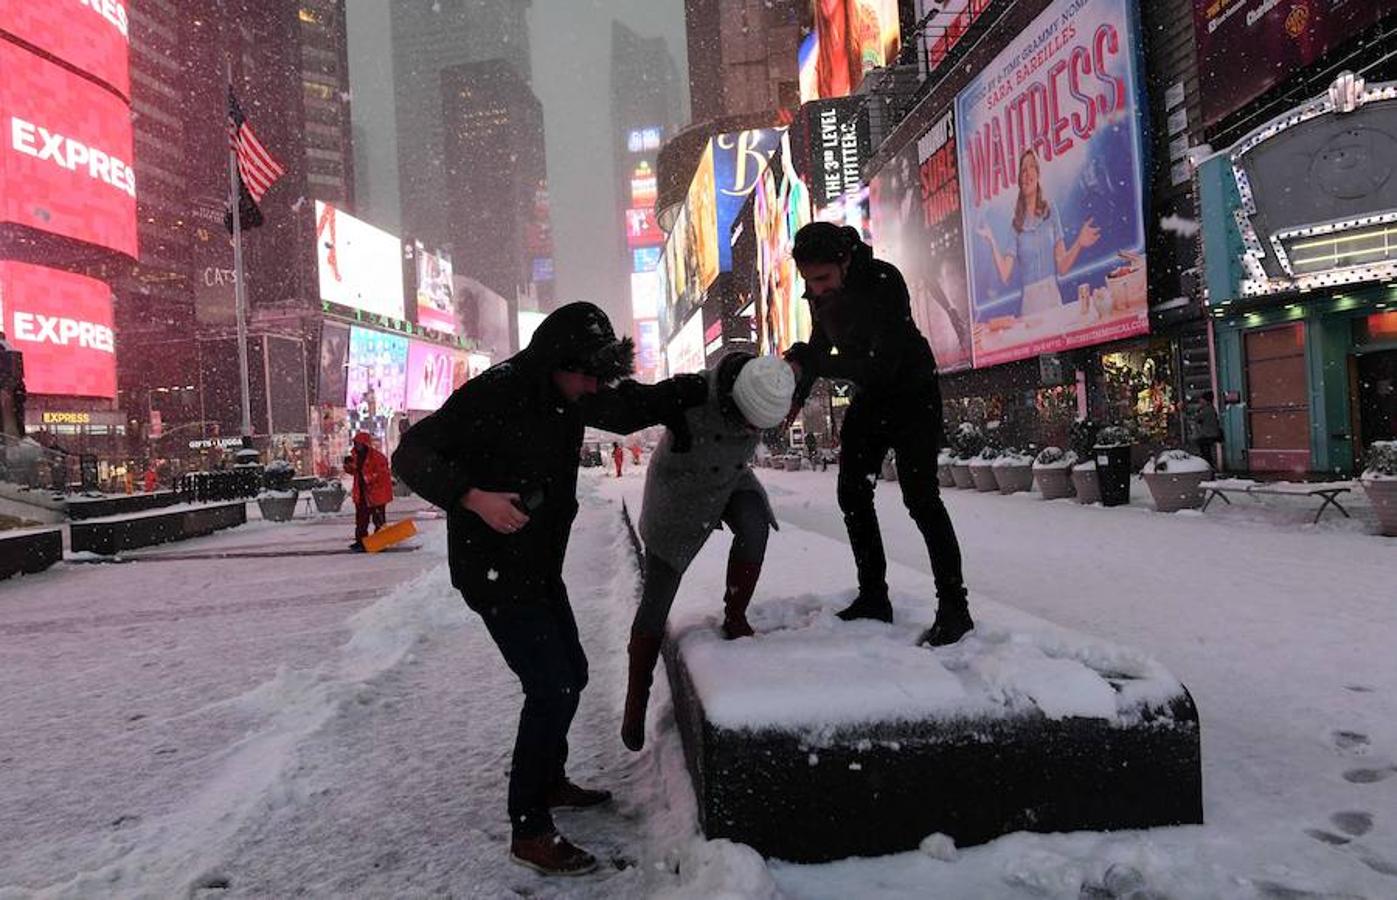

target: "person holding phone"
[392,303,707,877]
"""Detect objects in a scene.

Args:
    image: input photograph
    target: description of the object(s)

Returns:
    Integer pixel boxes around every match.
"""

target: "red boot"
[621,632,663,752]
[721,560,762,640]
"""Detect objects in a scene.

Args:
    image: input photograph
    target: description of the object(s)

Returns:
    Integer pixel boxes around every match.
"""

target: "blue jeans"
[476,584,588,838]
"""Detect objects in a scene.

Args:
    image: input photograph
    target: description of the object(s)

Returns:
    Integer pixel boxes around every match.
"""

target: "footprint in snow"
[1343,684,1375,693]
[1331,730,1370,753]
[1304,828,1350,846]
[1331,811,1373,836]
[1342,766,1396,784]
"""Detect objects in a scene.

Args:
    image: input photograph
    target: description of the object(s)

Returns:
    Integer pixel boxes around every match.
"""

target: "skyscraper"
[441,59,549,351]
[611,22,683,382]
[390,0,532,250]
[684,0,806,122]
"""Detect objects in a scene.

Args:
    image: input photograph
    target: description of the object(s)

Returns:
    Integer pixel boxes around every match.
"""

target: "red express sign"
[0,0,132,99]
[0,261,117,398]
[0,41,137,257]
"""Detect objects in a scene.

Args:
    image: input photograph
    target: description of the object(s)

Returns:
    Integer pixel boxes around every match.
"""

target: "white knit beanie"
[731,356,796,429]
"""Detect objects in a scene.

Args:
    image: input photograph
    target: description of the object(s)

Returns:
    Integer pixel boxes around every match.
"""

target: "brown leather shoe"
[509,831,598,876]
[546,780,612,810]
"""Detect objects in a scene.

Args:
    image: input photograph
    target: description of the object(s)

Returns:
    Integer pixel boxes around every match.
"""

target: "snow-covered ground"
[1,465,1394,898]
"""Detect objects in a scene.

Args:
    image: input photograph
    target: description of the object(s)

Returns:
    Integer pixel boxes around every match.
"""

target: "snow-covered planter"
[1360,441,1397,536]
[990,450,1034,495]
[1033,447,1078,500]
[256,489,299,522]
[311,479,347,513]
[968,447,1000,492]
[1141,450,1211,513]
[1071,460,1101,504]
[937,449,955,488]
[950,423,984,489]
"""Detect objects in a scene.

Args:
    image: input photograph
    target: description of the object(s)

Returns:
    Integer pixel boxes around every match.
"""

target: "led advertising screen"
[665,311,706,376]
[869,113,972,372]
[756,134,814,356]
[633,246,662,273]
[915,0,992,79]
[631,270,663,320]
[1193,0,1395,127]
[406,340,455,412]
[518,309,547,351]
[467,352,492,380]
[713,128,784,272]
[346,326,408,439]
[805,0,902,101]
[317,320,351,406]
[0,0,132,98]
[687,141,720,293]
[627,126,663,153]
[955,0,1148,369]
[625,205,663,248]
[807,98,872,236]
[0,42,137,257]
[630,161,658,206]
[414,242,457,335]
[315,201,406,320]
[635,318,662,379]
[0,261,116,398]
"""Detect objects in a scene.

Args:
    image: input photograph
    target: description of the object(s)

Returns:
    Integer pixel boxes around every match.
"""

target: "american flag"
[227,89,284,202]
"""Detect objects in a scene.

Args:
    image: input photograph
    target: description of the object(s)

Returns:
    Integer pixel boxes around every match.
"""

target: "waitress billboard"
[955,0,1149,368]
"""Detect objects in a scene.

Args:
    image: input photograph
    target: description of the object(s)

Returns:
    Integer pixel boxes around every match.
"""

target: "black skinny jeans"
[632,490,770,636]
[475,584,588,839]
[837,389,966,608]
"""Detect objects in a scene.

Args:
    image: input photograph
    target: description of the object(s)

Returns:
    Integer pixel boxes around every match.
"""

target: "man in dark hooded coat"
[393,302,706,876]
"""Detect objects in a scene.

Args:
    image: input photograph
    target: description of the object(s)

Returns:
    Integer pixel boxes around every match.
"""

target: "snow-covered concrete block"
[662,602,1203,863]
[0,527,62,580]
[70,501,247,556]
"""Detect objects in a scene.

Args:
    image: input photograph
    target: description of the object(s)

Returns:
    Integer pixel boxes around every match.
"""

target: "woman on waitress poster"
[975,147,1100,317]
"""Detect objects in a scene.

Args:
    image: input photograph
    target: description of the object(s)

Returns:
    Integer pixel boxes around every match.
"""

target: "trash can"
[1094,444,1132,507]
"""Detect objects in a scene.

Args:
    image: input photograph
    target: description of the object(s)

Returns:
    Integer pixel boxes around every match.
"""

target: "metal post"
[227,61,253,440]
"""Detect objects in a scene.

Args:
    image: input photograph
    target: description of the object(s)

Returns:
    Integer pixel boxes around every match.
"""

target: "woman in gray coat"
[622,352,795,751]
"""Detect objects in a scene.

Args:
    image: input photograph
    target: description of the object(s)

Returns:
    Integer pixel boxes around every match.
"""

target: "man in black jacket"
[392,302,705,877]
[784,222,972,648]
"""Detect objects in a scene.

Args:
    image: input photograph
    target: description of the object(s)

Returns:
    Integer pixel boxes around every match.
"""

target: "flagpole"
[227,61,254,441]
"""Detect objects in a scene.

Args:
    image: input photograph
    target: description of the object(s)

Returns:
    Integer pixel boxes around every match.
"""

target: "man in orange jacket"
[345,431,393,551]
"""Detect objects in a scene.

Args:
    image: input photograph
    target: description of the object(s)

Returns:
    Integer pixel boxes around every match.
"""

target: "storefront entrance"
[1353,348,1397,461]
[1243,323,1311,472]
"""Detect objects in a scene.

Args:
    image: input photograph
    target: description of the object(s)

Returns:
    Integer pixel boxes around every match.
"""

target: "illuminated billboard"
[406,340,455,412]
[713,128,784,271]
[807,98,871,234]
[625,205,663,248]
[0,42,137,257]
[630,161,658,206]
[0,0,132,98]
[0,261,116,398]
[467,352,492,380]
[315,201,406,320]
[915,1,991,79]
[955,0,1148,368]
[346,326,408,440]
[633,246,661,273]
[518,309,547,350]
[631,270,663,320]
[687,142,720,293]
[804,0,902,102]
[756,133,813,356]
[665,311,705,376]
[414,242,457,335]
[627,127,662,153]
[635,319,661,381]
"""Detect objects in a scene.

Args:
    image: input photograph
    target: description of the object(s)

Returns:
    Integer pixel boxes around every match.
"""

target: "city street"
[2,469,1394,898]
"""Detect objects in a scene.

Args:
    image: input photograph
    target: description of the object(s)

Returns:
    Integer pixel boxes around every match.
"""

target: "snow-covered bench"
[69,501,247,556]
[1199,479,1356,524]
[0,527,63,580]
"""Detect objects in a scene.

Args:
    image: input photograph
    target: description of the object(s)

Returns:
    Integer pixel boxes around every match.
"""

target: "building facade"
[684,0,807,122]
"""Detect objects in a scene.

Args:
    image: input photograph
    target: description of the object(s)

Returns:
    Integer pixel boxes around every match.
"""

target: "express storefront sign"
[0,41,138,257]
[0,0,131,98]
[0,261,117,398]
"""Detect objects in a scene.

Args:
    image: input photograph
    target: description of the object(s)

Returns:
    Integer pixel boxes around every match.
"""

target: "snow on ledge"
[664,520,1185,735]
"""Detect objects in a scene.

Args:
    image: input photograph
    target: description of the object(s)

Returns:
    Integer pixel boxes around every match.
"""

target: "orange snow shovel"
[362,518,417,553]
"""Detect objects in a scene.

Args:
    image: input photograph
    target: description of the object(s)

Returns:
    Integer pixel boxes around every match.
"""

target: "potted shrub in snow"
[1068,418,1102,504]
[968,446,1001,492]
[937,449,955,487]
[1033,446,1078,499]
[991,448,1035,494]
[1142,449,1211,513]
[1360,441,1397,536]
[950,423,983,489]
[311,477,347,513]
[256,459,299,522]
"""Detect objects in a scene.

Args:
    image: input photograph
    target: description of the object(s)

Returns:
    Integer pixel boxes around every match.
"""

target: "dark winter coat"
[391,303,707,610]
[639,363,777,573]
[786,240,940,406]
[1192,402,1222,442]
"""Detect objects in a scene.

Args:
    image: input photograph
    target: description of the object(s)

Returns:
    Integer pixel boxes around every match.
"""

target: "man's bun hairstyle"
[793,221,862,266]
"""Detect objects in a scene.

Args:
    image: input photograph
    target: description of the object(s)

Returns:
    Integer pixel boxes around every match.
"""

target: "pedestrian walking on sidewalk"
[1191,390,1223,471]
[612,441,625,478]
[345,432,392,551]
[785,222,973,647]
[391,302,707,877]
[622,353,795,752]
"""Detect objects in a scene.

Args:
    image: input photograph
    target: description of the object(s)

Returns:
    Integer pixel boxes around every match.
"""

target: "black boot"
[835,592,893,623]
[621,632,663,752]
[918,593,973,647]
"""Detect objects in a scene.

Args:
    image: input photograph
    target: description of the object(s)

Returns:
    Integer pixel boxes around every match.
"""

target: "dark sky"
[529,0,689,323]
